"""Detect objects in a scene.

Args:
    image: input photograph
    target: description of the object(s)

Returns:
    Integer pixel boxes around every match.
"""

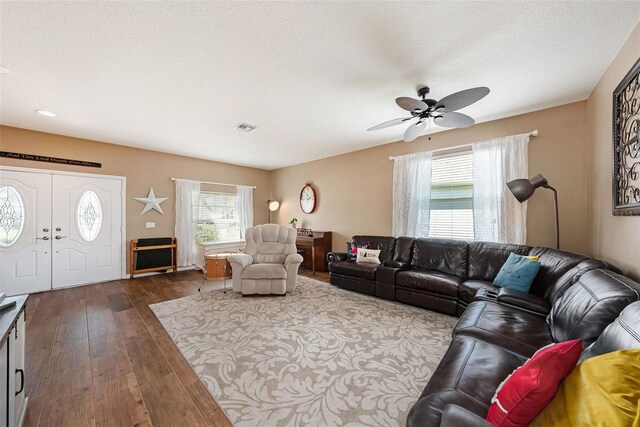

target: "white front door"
[0,168,124,295]
[51,174,122,289]
[0,170,52,295]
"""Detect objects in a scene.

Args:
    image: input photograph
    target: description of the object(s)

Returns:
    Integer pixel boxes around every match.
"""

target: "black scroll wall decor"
[613,57,640,216]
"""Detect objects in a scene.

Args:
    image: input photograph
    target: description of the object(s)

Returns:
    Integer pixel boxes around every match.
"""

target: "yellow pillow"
[523,255,540,261]
[530,349,640,427]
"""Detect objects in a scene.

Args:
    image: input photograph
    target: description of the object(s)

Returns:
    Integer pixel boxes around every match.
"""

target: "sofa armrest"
[285,253,303,267]
[497,287,550,316]
[383,260,410,269]
[440,404,492,427]
[327,252,347,263]
[227,253,253,269]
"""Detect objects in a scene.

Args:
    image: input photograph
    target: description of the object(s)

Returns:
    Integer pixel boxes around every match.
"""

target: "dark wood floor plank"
[39,291,92,423]
[107,293,134,313]
[42,400,96,427]
[123,333,173,386]
[25,314,59,354]
[185,379,233,427]
[23,393,43,427]
[93,372,151,427]
[113,308,148,338]
[139,373,208,427]
[31,289,65,320]
[90,333,132,391]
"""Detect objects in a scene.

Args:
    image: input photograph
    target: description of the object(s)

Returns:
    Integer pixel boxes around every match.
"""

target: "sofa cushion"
[412,238,469,278]
[548,269,640,348]
[486,339,582,427]
[242,263,287,279]
[527,247,588,298]
[393,236,415,264]
[459,280,497,304]
[396,270,462,298]
[453,301,554,358]
[352,235,396,264]
[328,261,377,281]
[468,241,530,282]
[406,335,528,427]
[580,300,640,362]
[546,258,623,304]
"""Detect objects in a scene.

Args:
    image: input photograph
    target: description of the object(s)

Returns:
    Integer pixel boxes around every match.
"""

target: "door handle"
[15,368,24,396]
[55,235,67,240]
[36,236,50,241]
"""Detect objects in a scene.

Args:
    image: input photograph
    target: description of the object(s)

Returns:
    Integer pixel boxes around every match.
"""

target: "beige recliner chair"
[228,224,303,295]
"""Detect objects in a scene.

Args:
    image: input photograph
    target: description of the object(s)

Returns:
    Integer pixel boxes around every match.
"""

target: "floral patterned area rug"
[150,276,457,427]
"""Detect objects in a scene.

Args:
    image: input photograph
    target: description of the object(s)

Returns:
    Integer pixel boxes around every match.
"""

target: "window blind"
[428,151,474,240]
[195,191,241,242]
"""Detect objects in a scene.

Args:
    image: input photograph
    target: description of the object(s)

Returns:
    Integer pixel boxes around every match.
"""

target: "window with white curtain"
[428,151,475,240]
[194,191,241,242]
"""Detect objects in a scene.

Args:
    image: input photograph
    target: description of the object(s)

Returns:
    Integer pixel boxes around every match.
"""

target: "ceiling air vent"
[234,123,257,133]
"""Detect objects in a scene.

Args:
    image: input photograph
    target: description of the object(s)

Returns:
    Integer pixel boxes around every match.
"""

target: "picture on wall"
[612,57,640,216]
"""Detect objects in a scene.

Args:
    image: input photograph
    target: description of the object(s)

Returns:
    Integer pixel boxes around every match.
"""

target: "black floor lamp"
[507,174,559,249]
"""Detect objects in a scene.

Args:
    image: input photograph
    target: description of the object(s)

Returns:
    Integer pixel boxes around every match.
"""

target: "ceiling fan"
[368,85,490,142]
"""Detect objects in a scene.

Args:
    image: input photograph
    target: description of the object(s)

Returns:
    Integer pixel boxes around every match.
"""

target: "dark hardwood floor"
[23,269,329,427]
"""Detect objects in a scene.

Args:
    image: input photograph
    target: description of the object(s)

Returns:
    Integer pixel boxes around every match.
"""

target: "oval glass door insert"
[0,186,25,247]
[77,190,102,242]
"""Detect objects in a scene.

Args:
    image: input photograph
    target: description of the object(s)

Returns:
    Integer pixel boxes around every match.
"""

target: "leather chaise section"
[406,335,528,426]
[453,301,553,358]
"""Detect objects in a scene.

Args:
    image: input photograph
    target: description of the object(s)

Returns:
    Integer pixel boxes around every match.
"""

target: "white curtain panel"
[392,151,433,237]
[174,179,201,267]
[236,185,254,239]
[472,133,529,244]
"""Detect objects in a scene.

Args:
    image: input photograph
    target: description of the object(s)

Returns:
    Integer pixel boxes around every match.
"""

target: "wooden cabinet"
[0,295,28,427]
[296,231,332,273]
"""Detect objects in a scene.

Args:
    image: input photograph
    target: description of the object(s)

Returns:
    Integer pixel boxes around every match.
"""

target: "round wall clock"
[300,181,317,214]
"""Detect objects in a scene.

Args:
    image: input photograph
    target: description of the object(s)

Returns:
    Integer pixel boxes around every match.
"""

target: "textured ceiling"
[1,2,639,170]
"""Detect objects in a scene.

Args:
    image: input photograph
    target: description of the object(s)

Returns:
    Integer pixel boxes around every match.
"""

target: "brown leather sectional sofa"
[327,236,640,426]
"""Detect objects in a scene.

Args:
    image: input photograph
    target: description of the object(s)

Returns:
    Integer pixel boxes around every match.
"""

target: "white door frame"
[0,165,127,283]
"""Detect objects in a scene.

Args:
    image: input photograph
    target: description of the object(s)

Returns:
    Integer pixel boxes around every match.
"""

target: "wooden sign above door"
[1,151,102,168]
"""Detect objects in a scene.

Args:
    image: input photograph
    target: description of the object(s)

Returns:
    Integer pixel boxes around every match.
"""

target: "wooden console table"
[296,231,332,274]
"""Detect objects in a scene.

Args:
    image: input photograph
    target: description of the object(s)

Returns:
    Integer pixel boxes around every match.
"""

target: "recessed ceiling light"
[36,110,56,117]
[0,66,9,75]
[234,123,257,133]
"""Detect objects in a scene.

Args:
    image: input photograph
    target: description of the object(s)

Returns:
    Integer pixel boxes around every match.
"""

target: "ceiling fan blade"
[367,117,414,131]
[396,97,428,112]
[433,112,475,128]
[403,120,427,142]
[435,87,490,112]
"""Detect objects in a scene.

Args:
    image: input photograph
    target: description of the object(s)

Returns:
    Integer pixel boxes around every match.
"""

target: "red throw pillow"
[486,339,582,427]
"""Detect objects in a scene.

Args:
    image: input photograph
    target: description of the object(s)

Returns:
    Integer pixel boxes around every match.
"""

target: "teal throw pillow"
[493,253,541,293]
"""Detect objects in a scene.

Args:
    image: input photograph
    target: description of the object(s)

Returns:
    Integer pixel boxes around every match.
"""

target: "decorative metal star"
[134,187,168,215]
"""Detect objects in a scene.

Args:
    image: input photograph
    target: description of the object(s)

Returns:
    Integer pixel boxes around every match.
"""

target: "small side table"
[199,252,233,293]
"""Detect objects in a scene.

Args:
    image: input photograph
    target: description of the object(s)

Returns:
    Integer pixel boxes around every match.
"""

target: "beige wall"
[587,22,640,281]
[272,102,590,254]
[0,125,273,271]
